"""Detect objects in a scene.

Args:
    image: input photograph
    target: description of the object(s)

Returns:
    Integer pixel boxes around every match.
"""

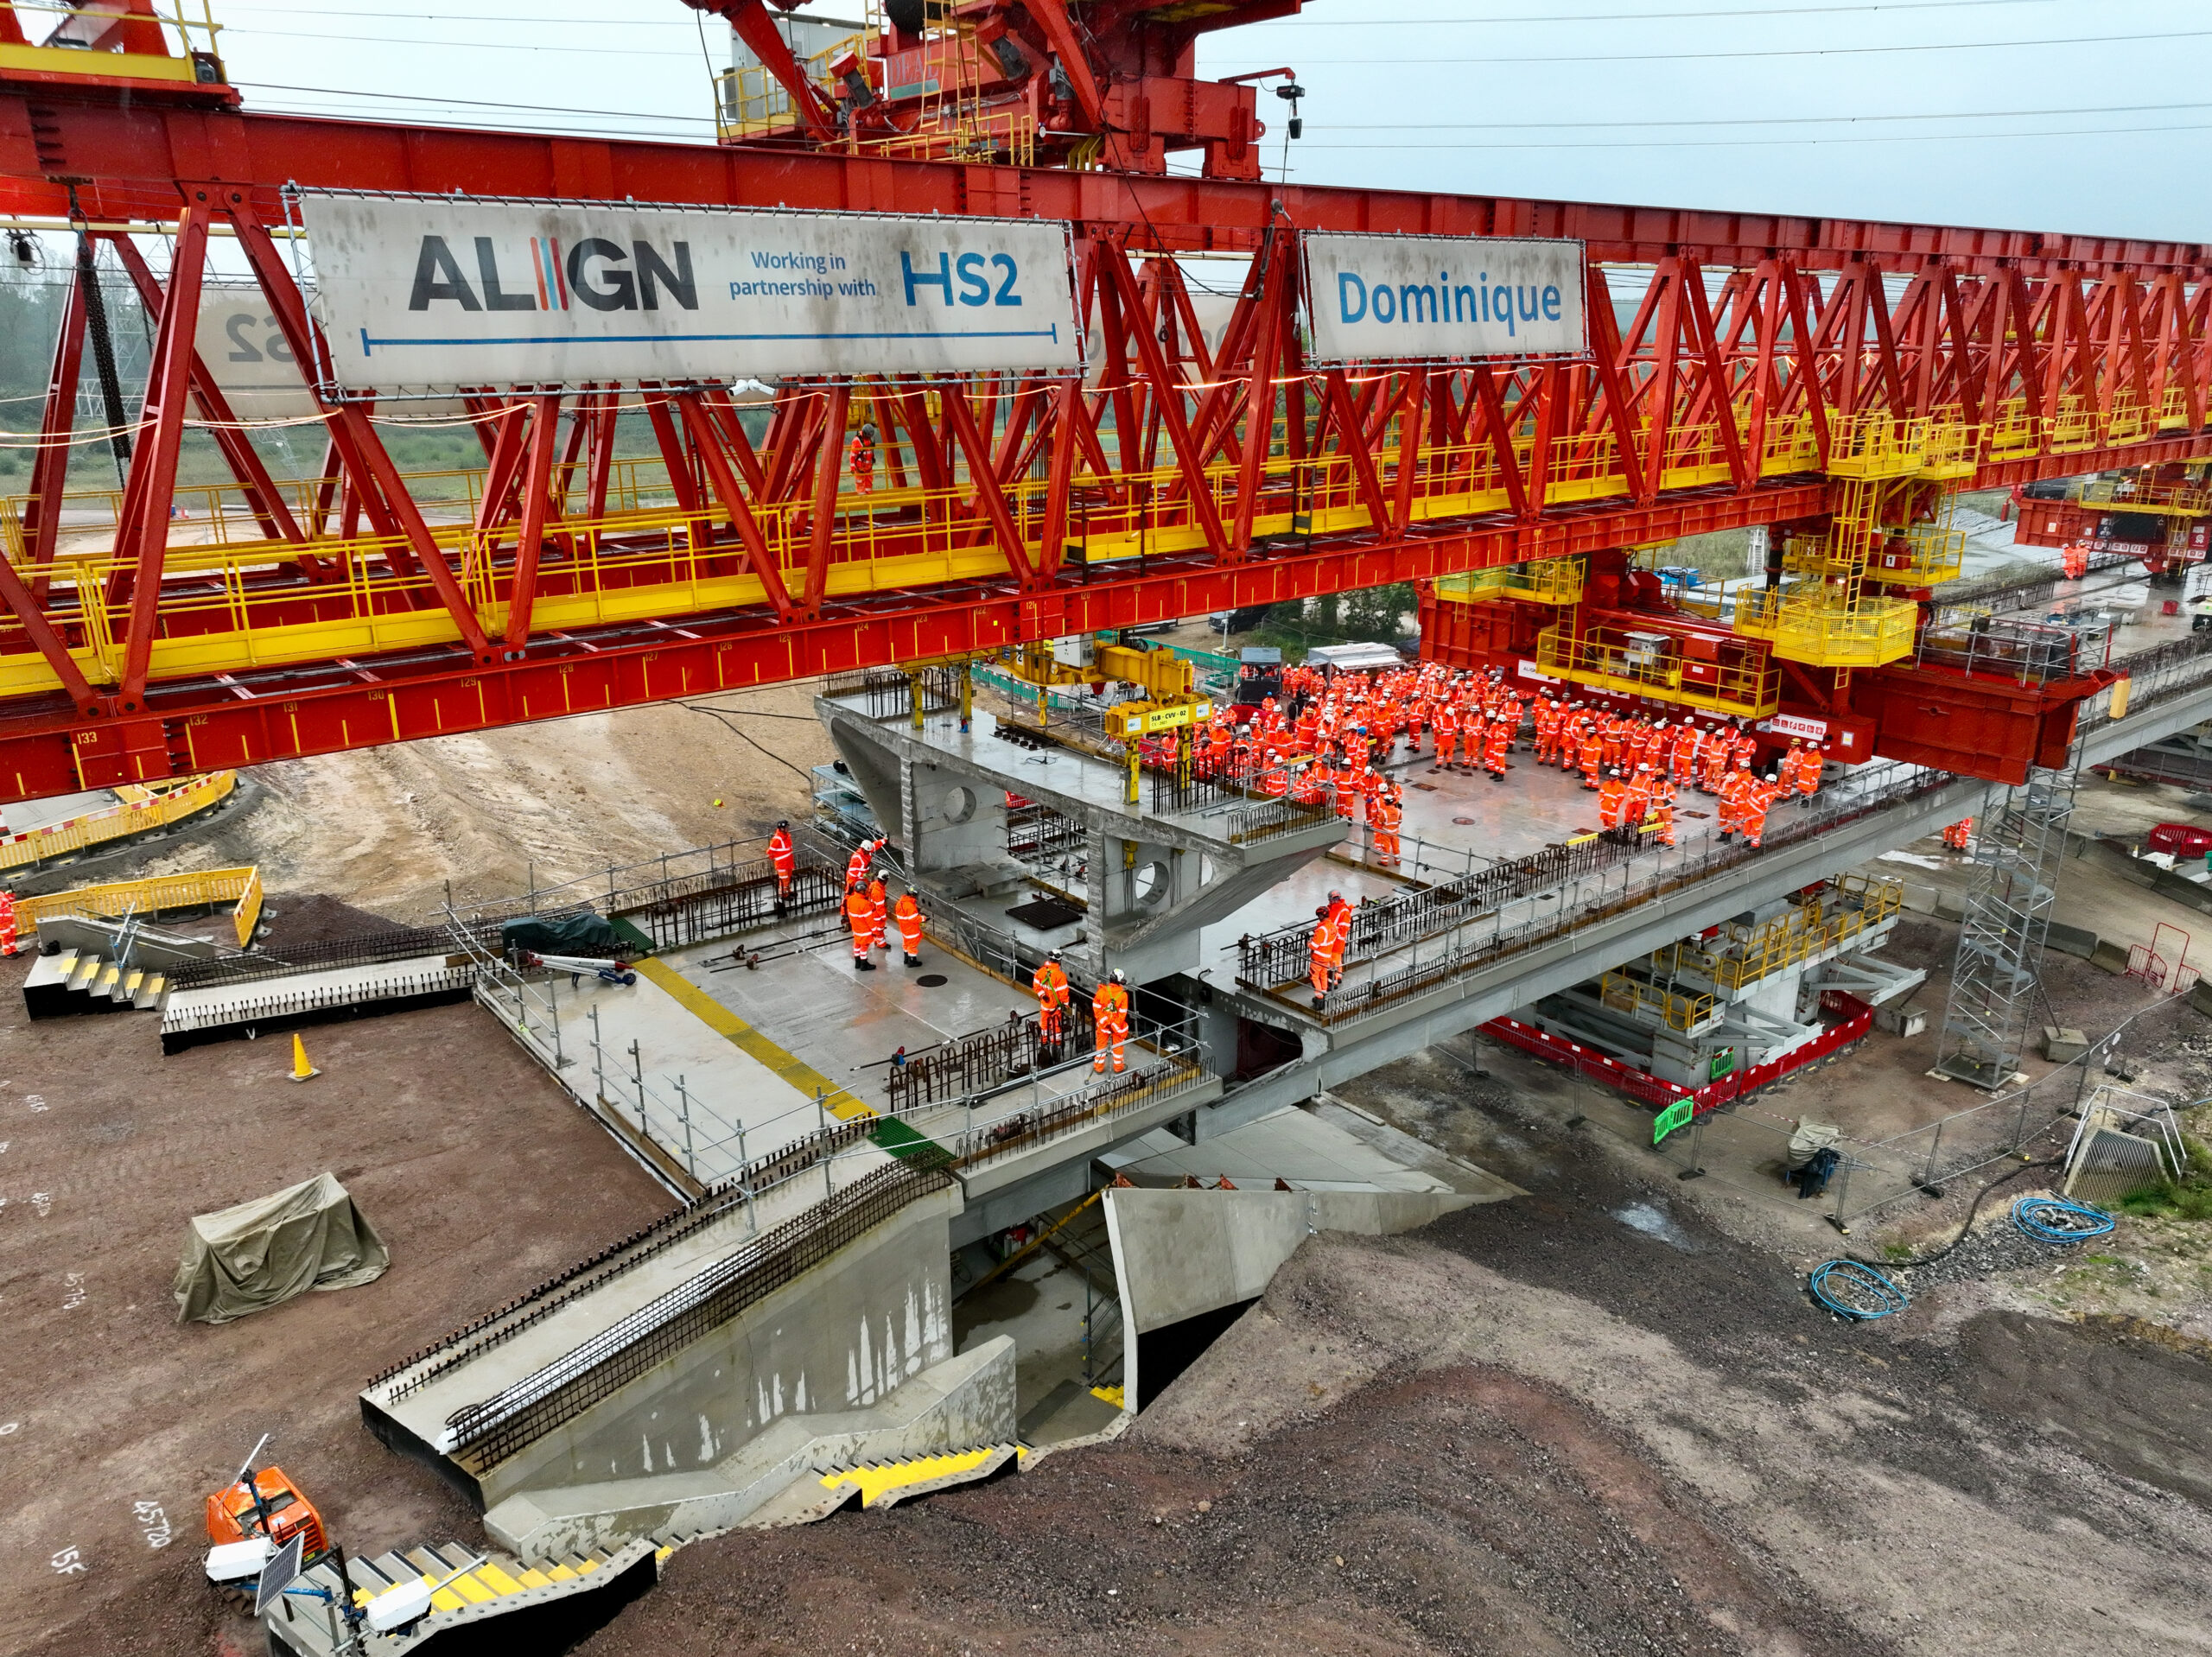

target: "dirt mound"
[253,891,403,953]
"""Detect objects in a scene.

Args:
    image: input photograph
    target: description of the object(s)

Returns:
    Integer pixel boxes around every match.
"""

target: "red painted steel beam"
[0,481,1823,798]
[0,99,2205,277]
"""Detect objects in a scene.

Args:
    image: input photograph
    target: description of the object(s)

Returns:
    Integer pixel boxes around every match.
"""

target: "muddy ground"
[0,963,669,1657]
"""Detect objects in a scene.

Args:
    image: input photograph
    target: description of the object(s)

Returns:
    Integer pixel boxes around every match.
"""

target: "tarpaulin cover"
[171,1172,389,1325]
[501,912,625,956]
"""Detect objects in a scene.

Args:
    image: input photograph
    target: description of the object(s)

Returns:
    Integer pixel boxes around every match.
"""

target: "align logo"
[407,235,698,313]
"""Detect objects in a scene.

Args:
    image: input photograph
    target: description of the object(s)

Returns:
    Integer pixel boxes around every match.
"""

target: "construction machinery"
[0,0,2197,803]
[202,1436,327,1592]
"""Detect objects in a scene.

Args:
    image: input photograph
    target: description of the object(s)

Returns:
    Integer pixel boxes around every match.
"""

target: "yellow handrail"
[17,862,262,948]
[0,772,235,873]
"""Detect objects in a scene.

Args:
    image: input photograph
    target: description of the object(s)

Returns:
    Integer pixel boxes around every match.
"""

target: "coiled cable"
[1808,1259,1910,1321]
[2011,1193,2116,1244]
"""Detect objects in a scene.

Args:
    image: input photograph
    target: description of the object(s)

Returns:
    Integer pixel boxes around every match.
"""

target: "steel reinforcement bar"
[442,1154,954,1474]
[1237,823,1657,989]
[371,1114,883,1404]
[1306,763,1952,1025]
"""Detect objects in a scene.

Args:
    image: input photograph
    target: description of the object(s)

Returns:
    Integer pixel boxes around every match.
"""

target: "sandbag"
[171,1172,388,1325]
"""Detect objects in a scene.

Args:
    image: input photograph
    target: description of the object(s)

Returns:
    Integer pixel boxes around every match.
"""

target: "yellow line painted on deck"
[635,957,875,1121]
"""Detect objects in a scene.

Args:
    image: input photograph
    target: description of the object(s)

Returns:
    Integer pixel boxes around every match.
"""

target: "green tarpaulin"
[171,1172,388,1325]
[501,912,626,957]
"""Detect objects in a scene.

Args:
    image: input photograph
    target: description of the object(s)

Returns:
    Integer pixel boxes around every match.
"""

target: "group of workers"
[825,822,1135,1075]
[1170,663,1828,864]
[838,831,926,971]
[1031,951,1133,1075]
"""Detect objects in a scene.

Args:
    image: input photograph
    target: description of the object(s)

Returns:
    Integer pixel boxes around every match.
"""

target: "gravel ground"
[578,1054,2212,1657]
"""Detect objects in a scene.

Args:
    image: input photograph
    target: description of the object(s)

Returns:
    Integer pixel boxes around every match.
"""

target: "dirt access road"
[0,911,669,1657]
[588,1044,2212,1657]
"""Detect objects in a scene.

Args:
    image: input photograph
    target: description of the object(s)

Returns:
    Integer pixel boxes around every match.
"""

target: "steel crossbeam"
[0,11,2206,801]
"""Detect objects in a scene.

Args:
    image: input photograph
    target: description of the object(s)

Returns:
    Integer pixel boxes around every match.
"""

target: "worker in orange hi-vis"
[845,839,874,892]
[1716,767,1750,841]
[1943,817,1974,850]
[1650,781,1679,848]
[1791,740,1824,806]
[848,421,877,494]
[1324,889,1355,990]
[893,887,925,968]
[1373,784,1403,869]
[1307,905,1338,1007]
[1092,969,1131,1075]
[2062,541,2088,580]
[1579,722,1605,790]
[767,820,796,903]
[1598,768,1628,830]
[865,871,889,951]
[1700,736,1730,797]
[843,885,877,971]
[1429,703,1457,774]
[1484,713,1511,780]
[1745,772,1783,848]
[1623,763,1654,829]
[1032,950,1071,1049]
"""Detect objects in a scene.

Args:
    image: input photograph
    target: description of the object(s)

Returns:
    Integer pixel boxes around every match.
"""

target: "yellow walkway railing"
[17,864,263,948]
[0,771,236,873]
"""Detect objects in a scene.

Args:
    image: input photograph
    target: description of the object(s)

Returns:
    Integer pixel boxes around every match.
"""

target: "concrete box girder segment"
[819,695,1346,983]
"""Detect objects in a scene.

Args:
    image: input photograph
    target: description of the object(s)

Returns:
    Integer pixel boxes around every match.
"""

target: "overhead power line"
[1214,28,2212,64]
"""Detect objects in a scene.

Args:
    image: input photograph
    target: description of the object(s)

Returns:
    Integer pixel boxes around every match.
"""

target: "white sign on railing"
[1303,232,1586,364]
[296,193,1083,396]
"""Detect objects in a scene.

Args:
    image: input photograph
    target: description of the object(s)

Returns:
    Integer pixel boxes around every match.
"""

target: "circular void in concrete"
[943,785,977,824]
[917,974,950,987]
[1132,859,1171,907]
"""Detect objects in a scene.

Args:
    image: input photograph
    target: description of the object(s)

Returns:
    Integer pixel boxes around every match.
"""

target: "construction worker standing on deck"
[1373,782,1403,869]
[1308,904,1338,1007]
[1579,720,1605,790]
[1092,969,1131,1074]
[1745,772,1783,848]
[1033,951,1071,1051]
[846,838,874,892]
[1599,767,1628,830]
[893,887,925,968]
[1483,708,1511,780]
[1789,739,1824,807]
[1325,890,1354,991]
[843,884,876,970]
[768,820,796,904]
[866,870,889,953]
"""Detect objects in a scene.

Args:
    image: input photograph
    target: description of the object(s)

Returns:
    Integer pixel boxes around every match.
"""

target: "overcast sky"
[88,0,2212,243]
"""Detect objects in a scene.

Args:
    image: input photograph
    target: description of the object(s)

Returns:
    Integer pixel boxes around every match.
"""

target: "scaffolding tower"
[1931,753,2082,1088]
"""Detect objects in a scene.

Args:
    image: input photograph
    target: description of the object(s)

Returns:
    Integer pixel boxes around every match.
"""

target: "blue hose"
[2011,1194,2116,1244]
[1808,1259,1910,1321]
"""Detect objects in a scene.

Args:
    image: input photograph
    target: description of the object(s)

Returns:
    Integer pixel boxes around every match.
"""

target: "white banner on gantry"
[1304,232,1586,364]
[296,194,1082,396]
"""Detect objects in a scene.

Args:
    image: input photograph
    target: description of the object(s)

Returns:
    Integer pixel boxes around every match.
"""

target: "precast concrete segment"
[1100,1186,1504,1411]
[480,1337,1018,1561]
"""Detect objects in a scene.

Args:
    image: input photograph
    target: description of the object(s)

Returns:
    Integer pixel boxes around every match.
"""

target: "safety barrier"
[442,1155,955,1474]
[0,771,236,873]
[1237,822,1658,991]
[17,862,263,947]
[372,1114,882,1404]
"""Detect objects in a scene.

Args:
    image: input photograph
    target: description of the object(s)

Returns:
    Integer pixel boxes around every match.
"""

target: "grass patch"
[2107,1133,2212,1221]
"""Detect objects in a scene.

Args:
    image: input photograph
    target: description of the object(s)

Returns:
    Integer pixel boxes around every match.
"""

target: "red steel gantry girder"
[0,3,2206,800]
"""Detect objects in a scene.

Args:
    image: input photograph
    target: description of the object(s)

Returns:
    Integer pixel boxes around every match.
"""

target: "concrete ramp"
[1102,1185,1488,1407]
[482,1336,1016,1560]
